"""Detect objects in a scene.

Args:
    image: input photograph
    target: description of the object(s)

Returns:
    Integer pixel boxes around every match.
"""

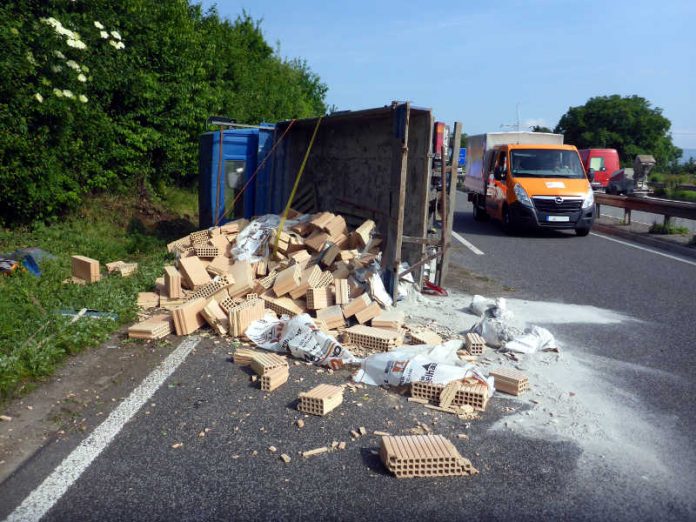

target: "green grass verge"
[0,191,194,401]
[648,222,690,235]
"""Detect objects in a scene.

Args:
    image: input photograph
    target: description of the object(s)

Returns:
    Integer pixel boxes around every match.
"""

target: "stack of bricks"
[410,380,490,412]
[465,332,485,355]
[371,310,404,330]
[306,286,334,310]
[489,368,529,396]
[240,352,289,392]
[379,435,477,478]
[297,384,343,415]
[346,325,403,352]
[71,255,100,283]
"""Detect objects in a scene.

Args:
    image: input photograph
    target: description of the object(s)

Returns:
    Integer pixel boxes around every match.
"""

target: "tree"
[460,133,468,148]
[554,95,681,166]
[530,125,552,133]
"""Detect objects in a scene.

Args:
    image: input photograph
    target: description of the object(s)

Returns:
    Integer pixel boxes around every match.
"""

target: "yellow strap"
[273,116,323,257]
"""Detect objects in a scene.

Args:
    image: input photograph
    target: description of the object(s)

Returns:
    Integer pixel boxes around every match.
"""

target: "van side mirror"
[587,168,595,182]
[495,165,506,181]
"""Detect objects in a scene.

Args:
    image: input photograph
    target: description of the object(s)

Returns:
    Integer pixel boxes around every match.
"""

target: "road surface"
[2,193,695,521]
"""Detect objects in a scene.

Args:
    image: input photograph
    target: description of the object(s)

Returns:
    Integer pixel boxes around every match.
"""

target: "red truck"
[578,148,620,189]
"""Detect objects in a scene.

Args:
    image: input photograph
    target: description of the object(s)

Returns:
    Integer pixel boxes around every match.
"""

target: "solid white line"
[5,336,200,522]
[451,231,484,255]
[590,232,696,267]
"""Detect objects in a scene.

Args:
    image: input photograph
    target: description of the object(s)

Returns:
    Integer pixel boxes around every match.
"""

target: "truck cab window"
[494,152,507,180]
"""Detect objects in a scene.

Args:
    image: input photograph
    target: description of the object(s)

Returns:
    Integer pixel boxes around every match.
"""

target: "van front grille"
[532,197,583,213]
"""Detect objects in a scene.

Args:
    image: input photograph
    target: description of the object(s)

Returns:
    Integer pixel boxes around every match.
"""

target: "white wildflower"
[110,30,121,40]
[109,40,118,48]
[51,65,63,73]
[116,41,125,50]
[66,39,87,50]
[66,60,80,71]
[100,30,109,39]
[78,94,88,103]
[53,50,65,60]
[77,73,87,82]
[41,17,60,29]
[34,93,44,103]
[56,26,76,39]
[53,88,63,97]
[62,89,74,99]
[94,21,104,30]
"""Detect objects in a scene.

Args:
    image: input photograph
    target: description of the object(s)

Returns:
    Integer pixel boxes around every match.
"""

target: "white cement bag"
[232,214,310,262]
[245,313,359,368]
[504,326,557,354]
[469,295,496,316]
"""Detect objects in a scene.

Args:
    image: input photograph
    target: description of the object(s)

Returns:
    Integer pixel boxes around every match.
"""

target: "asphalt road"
[2,193,695,521]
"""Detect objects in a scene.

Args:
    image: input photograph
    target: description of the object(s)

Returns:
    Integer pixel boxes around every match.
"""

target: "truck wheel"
[501,206,515,235]
[575,226,591,237]
[472,201,488,221]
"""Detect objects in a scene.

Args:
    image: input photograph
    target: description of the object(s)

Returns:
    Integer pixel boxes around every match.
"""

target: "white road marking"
[451,231,484,255]
[5,336,200,522]
[590,232,696,267]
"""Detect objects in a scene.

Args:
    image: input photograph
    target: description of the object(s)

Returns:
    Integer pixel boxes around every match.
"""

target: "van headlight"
[582,188,595,209]
[514,183,533,207]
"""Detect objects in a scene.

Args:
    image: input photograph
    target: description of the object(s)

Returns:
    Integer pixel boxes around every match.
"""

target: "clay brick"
[178,256,212,289]
[205,256,231,277]
[342,293,372,318]
[128,314,173,340]
[333,279,350,305]
[371,310,404,330]
[187,275,234,302]
[345,325,403,352]
[105,261,137,277]
[189,229,210,245]
[298,384,343,416]
[194,245,220,258]
[315,305,346,330]
[228,297,265,337]
[322,215,347,238]
[273,264,302,297]
[331,261,351,279]
[289,265,322,299]
[310,212,335,231]
[306,286,334,310]
[312,270,334,289]
[209,234,231,256]
[137,292,160,309]
[354,219,375,249]
[410,380,489,411]
[489,368,529,396]
[250,352,288,376]
[465,332,485,355]
[201,298,228,335]
[355,301,382,324]
[166,236,191,254]
[71,255,100,283]
[290,221,314,236]
[163,266,183,299]
[260,291,305,317]
[260,366,289,391]
[304,231,329,253]
[320,243,341,268]
[289,249,311,267]
[220,219,248,235]
[409,327,443,346]
[227,261,255,298]
[172,297,207,335]
[380,435,477,478]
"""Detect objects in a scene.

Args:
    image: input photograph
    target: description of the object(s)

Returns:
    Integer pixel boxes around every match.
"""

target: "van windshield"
[511,149,585,178]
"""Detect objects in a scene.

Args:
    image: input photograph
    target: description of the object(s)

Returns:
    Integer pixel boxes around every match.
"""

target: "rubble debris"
[296,419,305,429]
[408,327,443,346]
[280,453,292,463]
[411,380,490,412]
[105,260,138,277]
[137,292,160,310]
[261,366,289,392]
[489,368,529,396]
[358,426,367,436]
[0,415,12,422]
[302,447,329,458]
[297,384,343,416]
[71,255,100,283]
[380,435,477,478]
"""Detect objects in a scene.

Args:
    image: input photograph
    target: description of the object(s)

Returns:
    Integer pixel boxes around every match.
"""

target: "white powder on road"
[398,291,695,505]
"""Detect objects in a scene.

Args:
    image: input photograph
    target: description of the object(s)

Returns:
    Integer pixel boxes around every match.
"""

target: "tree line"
[0,1,327,225]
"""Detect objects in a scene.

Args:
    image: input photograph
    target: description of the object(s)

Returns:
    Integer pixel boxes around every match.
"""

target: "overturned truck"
[199,103,462,298]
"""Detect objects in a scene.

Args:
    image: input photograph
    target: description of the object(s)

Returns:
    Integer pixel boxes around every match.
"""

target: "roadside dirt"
[0,329,177,483]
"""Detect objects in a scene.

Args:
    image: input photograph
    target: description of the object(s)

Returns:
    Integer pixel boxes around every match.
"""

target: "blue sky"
[199,0,696,149]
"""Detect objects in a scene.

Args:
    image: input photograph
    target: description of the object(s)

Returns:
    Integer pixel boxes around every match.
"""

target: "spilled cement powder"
[397,290,695,505]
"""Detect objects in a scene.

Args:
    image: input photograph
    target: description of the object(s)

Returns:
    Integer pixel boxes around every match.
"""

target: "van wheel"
[575,226,591,237]
[472,201,488,221]
[502,206,515,235]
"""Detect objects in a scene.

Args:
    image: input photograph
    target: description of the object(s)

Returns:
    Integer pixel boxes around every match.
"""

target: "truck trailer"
[464,132,595,235]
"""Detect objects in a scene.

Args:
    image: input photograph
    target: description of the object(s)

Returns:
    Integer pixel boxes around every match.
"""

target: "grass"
[648,222,690,235]
[0,189,196,401]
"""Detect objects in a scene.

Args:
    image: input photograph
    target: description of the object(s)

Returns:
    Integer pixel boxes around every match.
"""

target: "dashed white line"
[451,231,484,255]
[5,336,200,522]
[590,232,696,267]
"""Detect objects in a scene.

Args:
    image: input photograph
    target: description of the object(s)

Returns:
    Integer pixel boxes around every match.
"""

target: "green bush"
[0,2,327,225]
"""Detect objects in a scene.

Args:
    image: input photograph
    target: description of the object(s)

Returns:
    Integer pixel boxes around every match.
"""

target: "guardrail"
[594,193,696,225]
